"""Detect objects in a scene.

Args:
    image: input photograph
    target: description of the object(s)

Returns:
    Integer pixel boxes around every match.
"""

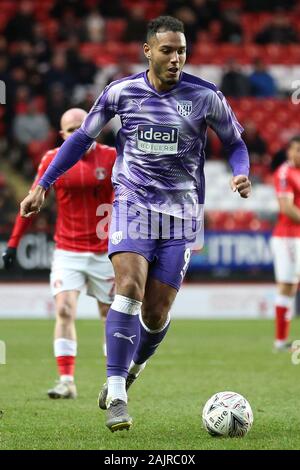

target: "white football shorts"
[271,237,300,283]
[50,249,115,304]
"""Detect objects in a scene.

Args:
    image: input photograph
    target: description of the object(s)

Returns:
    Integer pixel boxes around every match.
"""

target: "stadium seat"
[145,1,166,19]
[0,1,17,16]
[190,43,300,65]
[189,43,217,65]
[105,19,126,42]
[0,172,6,187]
[43,18,59,42]
[27,134,56,170]
[125,42,141,63]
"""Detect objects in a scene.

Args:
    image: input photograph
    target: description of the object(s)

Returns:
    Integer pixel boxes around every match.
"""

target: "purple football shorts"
[108,200,198,291]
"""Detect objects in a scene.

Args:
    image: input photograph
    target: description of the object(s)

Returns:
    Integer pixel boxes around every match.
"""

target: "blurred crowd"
[0,172,16,232]
[1,1,299,174]
[0,167,55,235]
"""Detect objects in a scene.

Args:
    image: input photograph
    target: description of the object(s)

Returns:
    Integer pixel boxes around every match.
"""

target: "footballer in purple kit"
[20,16,251,432]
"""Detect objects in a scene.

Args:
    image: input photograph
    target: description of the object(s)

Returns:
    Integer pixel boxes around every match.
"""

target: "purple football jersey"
[82,71,246,219]
[38,70,249,221]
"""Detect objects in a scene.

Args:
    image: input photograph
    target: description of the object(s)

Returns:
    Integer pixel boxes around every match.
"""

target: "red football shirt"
[273,162,300,237]
[9,143,116,253]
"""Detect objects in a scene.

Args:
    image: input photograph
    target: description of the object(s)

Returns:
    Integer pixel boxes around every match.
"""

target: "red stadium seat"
[238,98,256,113]
[264,121,282,136]
[268,140,283,154]
[241,13,273,42]
[244,44,263,62]
[234,109,246,123]
[288,45,300,62]
[43,18,59,42]
[219,0,243,11]
[80,43,107,63]
[0,107,5,136]
[189,43,217,65]
[248,110,266,126]
[206,211,229,230]
[232,211,257,231]
[251,163,270,182]
[144,1,166,19]
[208,20,221,42]
[0,1,17,15]
[0,16,8,33]
[274,109,293,124]
[263,174,274,185]
[0,172,7,187]
[81,40,140,66]
[27,138,53,170]
[125,42,141,63]
[105,19,126,41]
[263,45,286,65]
[213,44,249,65]
[262,99,279,113]
[189,43,300,65]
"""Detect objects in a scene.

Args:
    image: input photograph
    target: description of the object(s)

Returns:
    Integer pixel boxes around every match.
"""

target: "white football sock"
[274,339,287,347]
[60,375,74,383]
[275,294,294,309]
[54,338,77,357]
[107,376,127,407]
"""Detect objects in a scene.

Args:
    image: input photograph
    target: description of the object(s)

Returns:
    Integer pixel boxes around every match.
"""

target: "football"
[202,391,253,438]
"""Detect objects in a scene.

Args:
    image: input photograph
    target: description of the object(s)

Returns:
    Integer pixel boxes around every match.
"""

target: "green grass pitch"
[0,318,299,450]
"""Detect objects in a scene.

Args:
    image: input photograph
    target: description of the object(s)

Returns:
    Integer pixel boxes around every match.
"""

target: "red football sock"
[275,305,290,341]
[56,356,75,377]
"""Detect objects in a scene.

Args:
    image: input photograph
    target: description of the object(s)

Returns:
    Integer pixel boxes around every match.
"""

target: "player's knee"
[279,283,298,297]
[57,302,74,323]
[117,279,145,301]
[142,292,173,329]
[142,309,167,330]
[98,302,110,319]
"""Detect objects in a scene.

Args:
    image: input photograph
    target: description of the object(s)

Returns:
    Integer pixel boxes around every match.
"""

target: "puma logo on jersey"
[113,332,137,344]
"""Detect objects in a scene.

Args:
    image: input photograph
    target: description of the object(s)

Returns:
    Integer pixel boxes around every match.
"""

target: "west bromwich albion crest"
[177,100,193,117]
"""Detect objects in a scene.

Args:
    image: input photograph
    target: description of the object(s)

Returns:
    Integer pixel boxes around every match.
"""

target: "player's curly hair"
[146,16,184,42]
[288,135,300,147]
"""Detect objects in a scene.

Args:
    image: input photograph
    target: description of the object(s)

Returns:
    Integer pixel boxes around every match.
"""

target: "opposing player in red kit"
[2,108,116,398]
[271,136,300,351]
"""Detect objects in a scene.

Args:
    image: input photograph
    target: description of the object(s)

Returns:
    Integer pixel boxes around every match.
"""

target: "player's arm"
[278,196,300,223]
[20,85,117,217]
[206,89,251,198]
[2,153,53,269]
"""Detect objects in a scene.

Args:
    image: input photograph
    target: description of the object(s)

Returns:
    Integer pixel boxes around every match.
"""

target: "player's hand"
[20,185,46,218]
[231,175,251,199]
[2,247,17,270]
